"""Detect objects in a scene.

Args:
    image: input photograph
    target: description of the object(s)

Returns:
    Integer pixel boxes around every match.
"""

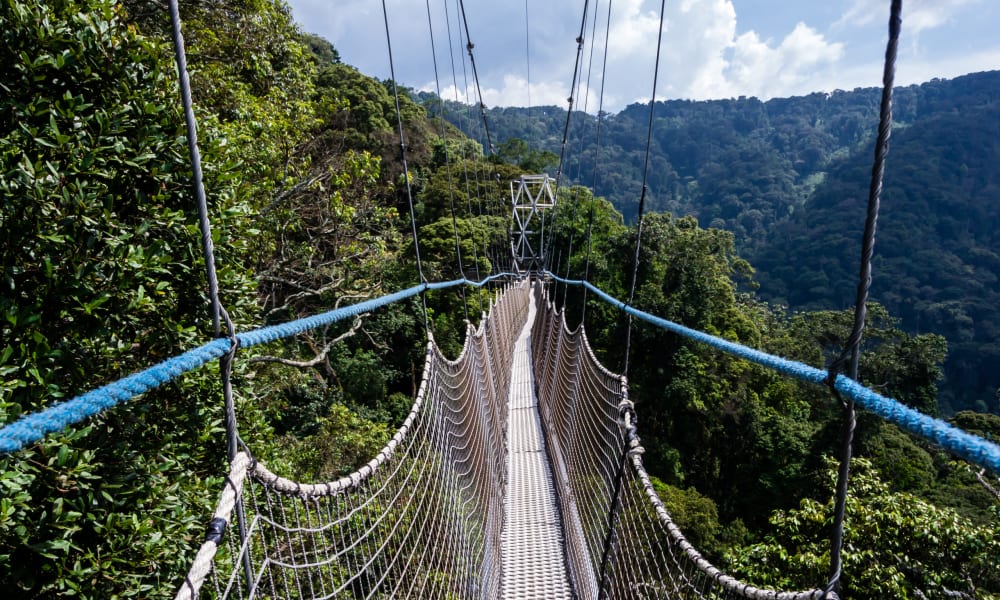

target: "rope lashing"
[175,452,252,600]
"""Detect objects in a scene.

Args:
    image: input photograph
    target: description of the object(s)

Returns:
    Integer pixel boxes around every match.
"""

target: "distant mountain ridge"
[420,70,1000,413]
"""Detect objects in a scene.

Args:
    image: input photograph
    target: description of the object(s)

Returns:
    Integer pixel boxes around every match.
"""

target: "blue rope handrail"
[0,274,518,454]
[547,271,1000,475]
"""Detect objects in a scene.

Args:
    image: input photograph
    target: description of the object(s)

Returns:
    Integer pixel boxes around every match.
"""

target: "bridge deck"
[501,290,573,599]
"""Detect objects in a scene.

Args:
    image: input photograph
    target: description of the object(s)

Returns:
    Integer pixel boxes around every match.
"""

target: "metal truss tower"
[510,174,556,272]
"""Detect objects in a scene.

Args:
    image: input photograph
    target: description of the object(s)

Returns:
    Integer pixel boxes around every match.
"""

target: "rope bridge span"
[161,276,984,600]
[3,275,999,598]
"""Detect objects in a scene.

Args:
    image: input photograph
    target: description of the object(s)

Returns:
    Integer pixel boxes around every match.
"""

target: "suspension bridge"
[3,0,1000,598]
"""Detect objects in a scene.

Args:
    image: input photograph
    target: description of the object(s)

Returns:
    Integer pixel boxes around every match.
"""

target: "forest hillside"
[426,71,1000,414]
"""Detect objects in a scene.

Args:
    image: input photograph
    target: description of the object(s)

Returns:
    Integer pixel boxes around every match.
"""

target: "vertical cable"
[543,0,591,276]
[458,0,496,156]
[824,1,902,595]
[382,0,430,333]
[623,0,666,376]
[444,0,485,306]
[425,0,469,321]
[581,0,613,325]
[167,0,252,590]
[555,0,591,191]
[561,0,602,313]
[524,0,531,119]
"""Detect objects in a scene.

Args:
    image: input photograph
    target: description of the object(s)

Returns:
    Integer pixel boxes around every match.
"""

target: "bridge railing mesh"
[531,282,832,600]
[176,280,529,599]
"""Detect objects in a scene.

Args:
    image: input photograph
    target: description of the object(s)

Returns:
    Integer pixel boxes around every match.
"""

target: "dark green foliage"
[301,32,340,65]
[756,90,1000,415]
[0,0,258,595]
[3,0,996,594]
[726,459,1000,599]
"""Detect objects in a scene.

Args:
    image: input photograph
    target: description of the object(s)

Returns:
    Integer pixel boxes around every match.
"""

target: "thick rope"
[0,275,518,454]
[175,452,252,600]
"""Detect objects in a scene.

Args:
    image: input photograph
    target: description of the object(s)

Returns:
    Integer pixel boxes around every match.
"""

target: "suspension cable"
[824,1,902,595]
[623,0,667,376]
[554,0,591,191]
[560,0,603,311]
[425,0,469,322]
[544,0,591,277]
[444,0,484,306]
[458,0,496,157]
[167,0,252,589]
[455,0,508,281]
[524,0,531,119]
[382,0,430,332]
[581,0,613,325]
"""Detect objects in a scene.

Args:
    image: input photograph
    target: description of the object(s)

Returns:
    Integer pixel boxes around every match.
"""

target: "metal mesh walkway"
[501,288,573,599]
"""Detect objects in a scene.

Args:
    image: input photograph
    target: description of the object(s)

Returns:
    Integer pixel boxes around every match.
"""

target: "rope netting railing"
[546,274,1000,476]
[177,279,529,599]
[531,281,834,600]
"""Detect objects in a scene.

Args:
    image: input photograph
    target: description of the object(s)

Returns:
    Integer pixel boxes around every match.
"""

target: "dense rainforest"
[427,71,1000,416]
[1,0,997,598]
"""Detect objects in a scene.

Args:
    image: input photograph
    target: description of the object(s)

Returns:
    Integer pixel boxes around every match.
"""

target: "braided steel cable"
[824,2,902,594]
[176,281,529,599]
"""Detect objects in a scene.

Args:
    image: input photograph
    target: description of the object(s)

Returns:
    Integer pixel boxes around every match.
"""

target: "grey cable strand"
[168,0,220,337]
[425,0,469,322]
[623,0,666,377]
[458,0,496,156]
[555,0,591,191]
[824,1,902,595]
[382,0,430,332]
[581,0,613,325]
[167,2,252,590]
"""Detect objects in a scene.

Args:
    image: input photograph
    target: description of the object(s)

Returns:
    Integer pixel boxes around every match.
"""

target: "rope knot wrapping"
[203,517,227,544]
[617,398,634,421]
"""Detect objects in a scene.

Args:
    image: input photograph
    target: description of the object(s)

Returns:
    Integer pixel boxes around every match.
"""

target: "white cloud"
[596,0,843,103]
[435,75,573,109]
[284,0,999,112]
[723,23,845,99]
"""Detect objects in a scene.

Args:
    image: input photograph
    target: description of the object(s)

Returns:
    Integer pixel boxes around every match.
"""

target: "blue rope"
[0,339,231,454]
[0,275,520,454]
[548,272,1000,475]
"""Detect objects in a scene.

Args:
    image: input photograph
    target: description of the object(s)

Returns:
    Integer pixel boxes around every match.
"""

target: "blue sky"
[284,0,1000,112]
